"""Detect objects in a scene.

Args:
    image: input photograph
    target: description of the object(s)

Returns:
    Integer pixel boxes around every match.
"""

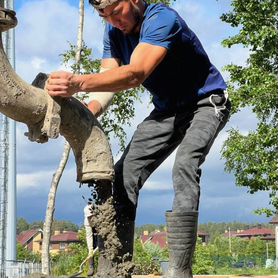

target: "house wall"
[32,233,43,253]
[49,242,72,255]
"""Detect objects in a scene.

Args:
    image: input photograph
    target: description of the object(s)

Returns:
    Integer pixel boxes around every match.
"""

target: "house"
[197,230,209,244]
[223,227,274,240]
[17,229,43,253]
[42,231,81,254]
[141,229,209,248]
[19,229,81,255]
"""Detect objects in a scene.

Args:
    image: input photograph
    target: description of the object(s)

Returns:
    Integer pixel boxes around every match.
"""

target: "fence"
[1,260,41,278]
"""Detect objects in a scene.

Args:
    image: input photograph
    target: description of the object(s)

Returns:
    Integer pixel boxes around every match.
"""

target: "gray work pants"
[113,93,231,221]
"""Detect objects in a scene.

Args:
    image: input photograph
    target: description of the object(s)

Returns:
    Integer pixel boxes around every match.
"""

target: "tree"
[220,0,278,215]
[193,239,215,274]
[17,243,41,262]
[40,0,86,274]
[17,218,30,234]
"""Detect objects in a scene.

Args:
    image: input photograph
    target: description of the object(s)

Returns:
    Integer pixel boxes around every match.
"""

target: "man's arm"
[46,43,167,97]
[85,59,119,116]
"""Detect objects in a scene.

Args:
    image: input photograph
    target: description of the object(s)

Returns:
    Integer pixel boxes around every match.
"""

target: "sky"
[10,0,271,227]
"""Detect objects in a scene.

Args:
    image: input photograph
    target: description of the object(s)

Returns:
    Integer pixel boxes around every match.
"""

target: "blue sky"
[12,0,271,227]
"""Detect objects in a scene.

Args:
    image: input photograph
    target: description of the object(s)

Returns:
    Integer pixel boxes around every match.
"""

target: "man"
[46,0,231,277]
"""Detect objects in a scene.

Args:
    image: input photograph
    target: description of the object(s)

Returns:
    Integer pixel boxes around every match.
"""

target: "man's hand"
[46,71,80,97]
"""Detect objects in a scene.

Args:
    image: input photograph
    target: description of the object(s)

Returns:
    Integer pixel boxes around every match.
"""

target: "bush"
[133,239,168,275]
[193,239,216,274]
[17,243,40,262]
[51,229,92,276]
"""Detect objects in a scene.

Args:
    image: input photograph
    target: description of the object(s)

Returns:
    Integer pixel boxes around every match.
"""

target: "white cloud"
[30,57,47,70]
[15,0,104,83]
[17,170,53,190]
[143,180,172,192]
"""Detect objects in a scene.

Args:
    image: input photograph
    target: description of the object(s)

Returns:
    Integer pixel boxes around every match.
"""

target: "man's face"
[97,0,142,35]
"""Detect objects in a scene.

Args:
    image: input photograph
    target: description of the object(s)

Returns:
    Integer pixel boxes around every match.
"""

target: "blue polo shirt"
[102,3,227,112]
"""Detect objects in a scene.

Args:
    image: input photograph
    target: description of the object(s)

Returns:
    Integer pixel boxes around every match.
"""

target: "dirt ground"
[133,275,278,278]
[24,275,278,278]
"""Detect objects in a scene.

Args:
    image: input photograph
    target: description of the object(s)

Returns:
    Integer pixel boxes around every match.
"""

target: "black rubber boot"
[164,211,198,278]
[95,218,135,278]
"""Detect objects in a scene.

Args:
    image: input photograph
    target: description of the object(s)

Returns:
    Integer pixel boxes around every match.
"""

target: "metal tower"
[0,1,17,277]
[0,116,9,278]
[4,0,17,264]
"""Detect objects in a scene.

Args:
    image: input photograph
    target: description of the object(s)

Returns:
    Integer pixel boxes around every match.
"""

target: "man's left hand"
[46,71,79,97]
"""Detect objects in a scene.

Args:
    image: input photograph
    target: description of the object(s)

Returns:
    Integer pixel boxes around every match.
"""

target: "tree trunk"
[41,142,71,275]
[0,8,114,185]
[41,0,85,274]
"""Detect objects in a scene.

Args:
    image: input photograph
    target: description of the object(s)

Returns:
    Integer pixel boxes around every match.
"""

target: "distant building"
[197,230,209,244]
[223,227,274,240]
[17,229,81,254]
[17,229,43,253]
[42,231,81,254]
[141,229,209,248]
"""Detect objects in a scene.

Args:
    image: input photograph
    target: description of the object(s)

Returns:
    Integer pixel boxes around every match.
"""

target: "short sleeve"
[102,23,121,59]
[140,8,181,50]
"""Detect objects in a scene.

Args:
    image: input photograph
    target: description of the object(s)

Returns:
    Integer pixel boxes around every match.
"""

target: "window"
[60,243,66,250]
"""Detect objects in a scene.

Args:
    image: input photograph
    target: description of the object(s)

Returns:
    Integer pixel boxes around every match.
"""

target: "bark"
[41,142,71,275]
[0,9,114,182]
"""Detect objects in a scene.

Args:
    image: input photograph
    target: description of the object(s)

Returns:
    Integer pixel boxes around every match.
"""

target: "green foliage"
[17,218,30,234]
[16,218,79,234]
[193,239,215,274]
[133,239,167,275]
[211,235,275,269]
[135,224,165,237]
[17,243,41,262]
[51,219,79,232]
[29,221,44,230]
[221,0,278,215]
[51,229,89,276]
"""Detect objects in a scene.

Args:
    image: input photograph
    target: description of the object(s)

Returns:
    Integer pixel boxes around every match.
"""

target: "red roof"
[150,232,167,248]
[17,229,42,246]
[235,228,274,237]
[141,234,149,243]
[141,230,208,248]
[197,230,209,236]
[141,231,167,248]
[223,231,242,238]
[50,231,80,243]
